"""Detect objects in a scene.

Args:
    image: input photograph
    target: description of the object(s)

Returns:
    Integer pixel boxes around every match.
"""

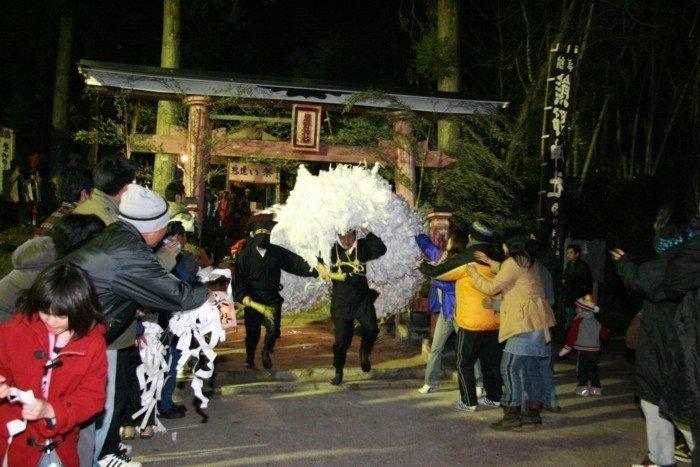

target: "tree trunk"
[436,0,461,152]
[506,0,577,169]
[577,95,609,198]
[152,0,181,194]
[49,14,73,172]
[435,0,461,204]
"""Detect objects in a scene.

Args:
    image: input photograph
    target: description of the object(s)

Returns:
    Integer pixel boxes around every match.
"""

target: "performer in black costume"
[327,228,387,385]
[233,220,321,369]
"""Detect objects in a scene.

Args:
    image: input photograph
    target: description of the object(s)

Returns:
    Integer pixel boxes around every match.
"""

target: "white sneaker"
[589,386,602,396]
[478,396,500,407]
[475,387,485,398]
[98,453,142,467]
[418,384,435,394]
[575,386,591,396]
[455,401,477,412]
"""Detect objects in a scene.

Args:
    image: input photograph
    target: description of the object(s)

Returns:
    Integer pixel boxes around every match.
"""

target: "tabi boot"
[330,369,343,386]
[521,400,543,425]
[490,405,522,431]
[244,355,257,370]
[261,345,273,369]
[359,347,372,373]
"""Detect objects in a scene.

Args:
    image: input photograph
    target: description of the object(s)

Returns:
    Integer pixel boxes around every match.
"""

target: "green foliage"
[326,111,393,147]
[413,28,457,84]
[425,116,523,233]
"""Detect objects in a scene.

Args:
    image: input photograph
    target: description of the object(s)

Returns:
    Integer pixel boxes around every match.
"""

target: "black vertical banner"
[538,43,578,259]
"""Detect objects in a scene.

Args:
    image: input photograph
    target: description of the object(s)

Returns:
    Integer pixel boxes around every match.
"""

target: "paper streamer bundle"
[133,321,169,432]
[168,291,229,408]
[271,163,424,317]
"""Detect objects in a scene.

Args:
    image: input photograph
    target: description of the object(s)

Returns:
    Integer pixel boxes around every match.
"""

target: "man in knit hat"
[64,184,210,467]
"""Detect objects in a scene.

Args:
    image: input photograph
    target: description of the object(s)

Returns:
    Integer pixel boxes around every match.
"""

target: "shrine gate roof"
[78,60,508,116]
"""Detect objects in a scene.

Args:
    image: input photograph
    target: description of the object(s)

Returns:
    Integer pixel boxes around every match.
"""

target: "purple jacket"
[416,234,456,319]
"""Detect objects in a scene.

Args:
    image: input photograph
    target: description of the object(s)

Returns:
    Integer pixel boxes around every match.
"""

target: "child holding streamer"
[0,262,107,466]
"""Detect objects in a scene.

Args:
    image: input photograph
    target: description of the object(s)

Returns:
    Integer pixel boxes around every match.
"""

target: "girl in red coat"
[0,262,107,467]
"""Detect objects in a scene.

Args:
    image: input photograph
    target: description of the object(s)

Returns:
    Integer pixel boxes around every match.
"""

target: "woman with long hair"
[467,230,555,431]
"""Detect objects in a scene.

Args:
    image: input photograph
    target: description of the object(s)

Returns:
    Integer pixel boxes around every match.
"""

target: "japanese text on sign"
[228,162,280,184]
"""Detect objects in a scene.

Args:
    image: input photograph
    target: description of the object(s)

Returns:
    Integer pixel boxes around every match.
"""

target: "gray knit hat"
[118,184,171,233]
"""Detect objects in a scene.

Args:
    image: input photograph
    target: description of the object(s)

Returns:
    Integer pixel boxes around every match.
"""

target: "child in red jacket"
[0,262,107,467]
[559,295,610,396]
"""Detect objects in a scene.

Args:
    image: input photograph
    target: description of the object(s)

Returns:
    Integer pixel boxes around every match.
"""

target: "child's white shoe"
[589,386,602,396]
[575,386,591,396]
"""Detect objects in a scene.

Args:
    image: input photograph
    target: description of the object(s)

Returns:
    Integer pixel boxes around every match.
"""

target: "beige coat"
[471,258,555,343]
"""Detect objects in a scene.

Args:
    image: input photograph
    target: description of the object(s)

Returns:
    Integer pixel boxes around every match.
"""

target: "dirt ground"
[215,317,425,372]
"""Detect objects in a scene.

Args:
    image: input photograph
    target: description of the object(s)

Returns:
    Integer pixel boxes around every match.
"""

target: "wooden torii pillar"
[183,95,212,231]
[389,110,417,208]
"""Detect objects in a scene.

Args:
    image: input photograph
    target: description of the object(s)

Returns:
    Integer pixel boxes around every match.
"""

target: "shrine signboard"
[228,162,280,184]
[291,104,322,152]
[539,43,578,259]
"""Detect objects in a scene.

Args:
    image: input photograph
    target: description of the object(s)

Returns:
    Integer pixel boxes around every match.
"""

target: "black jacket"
[62,221,209,344]
[563,259,593,305]
[663,216,700,427]
[233,243,317,306]
[419,240,501,279]
[329,233,386,319]
[616,251,688,417]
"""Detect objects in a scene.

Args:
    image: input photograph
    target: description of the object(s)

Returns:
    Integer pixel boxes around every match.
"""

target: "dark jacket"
[329,233,387,320]
[233,243,317,306]
[663,216,700,427]
[616,251,686,413]
[61,221,209,344]
[563,259,593,306]
[0,315,107,467]
[0,236,55,322]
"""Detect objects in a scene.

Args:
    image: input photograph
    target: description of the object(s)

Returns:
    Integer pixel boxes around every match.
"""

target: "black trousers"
[244,303,280,360]
[455,329,503,406]
[101,348,130,458]
[332,311,379,370]
[577,350,601,387]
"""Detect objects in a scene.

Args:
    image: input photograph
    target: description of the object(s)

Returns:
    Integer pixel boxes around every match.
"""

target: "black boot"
[244,355,256,370]
[330,368,343,385]
[490,405,522,431]
[521,400,542,425]
[261,345,272,369]
[359,347,371,373]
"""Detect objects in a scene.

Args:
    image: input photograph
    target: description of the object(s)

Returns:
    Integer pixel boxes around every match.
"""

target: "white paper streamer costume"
[132,321,169,433]
[168,291,232,409]
[271,163,424,317]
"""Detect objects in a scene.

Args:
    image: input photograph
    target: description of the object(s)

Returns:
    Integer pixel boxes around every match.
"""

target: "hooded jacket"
[0,314,107,467]
[60,221,209,344]
[0,236,55,322]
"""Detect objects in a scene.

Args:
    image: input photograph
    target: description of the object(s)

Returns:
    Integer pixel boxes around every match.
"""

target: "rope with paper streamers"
[132,321,169,433]
[271,163,424,317]
[168,292,229,409]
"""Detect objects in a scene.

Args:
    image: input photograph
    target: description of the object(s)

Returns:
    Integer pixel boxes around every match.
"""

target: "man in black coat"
[563,244,593,328]
[327,228,387,385]
[233,220,320,369]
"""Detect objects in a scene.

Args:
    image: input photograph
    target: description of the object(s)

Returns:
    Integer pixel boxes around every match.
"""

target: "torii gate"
[78,61,507,229]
